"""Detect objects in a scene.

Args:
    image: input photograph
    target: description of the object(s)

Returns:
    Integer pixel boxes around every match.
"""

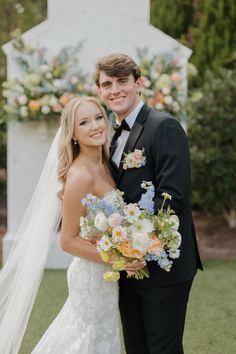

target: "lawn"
[20,258,236,354]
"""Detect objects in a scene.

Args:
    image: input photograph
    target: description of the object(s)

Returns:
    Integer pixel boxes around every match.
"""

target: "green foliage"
[187,68,236,215]
[0,0,47,85]
[191,0,236,81]
[150,0,194,39]
[19,260,236,353]
[150,0,236,86]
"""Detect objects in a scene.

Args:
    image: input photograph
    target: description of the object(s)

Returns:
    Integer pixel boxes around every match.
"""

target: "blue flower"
[138,190,155,214]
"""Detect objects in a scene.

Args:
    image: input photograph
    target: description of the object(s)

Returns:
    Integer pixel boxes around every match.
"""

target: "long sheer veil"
[0,127,62,354]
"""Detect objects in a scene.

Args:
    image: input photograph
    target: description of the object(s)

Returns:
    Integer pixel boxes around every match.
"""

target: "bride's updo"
[57,96,109,199]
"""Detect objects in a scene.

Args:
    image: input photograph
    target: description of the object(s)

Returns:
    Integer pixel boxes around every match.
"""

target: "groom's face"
[98,71,142,121]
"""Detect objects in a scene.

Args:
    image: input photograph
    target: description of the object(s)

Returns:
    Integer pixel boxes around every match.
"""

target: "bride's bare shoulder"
[64,162,94,198]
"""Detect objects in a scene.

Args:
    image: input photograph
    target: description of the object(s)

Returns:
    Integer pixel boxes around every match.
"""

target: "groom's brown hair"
[95,53,141,86]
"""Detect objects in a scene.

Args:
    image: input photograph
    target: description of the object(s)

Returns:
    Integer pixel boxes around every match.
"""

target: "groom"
[95,53,203,354]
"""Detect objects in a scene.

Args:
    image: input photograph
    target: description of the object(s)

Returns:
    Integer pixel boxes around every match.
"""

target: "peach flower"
[148,234,163,256]
[154,94,165,104]
[119,240,144,259]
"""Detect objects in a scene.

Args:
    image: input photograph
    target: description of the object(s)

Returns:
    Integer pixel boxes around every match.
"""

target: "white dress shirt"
[112,101,144,167]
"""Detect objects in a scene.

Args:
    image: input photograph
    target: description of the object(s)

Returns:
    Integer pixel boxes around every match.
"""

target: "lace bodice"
[31,190,121,353]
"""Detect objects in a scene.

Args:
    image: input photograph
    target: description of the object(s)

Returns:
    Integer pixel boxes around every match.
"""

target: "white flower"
[162,192,172,200]
[164,95,173,105]
[20,106,28,118]
[112,226,127,242]
[142,78,151,88]
[70,76,79,84]
[130,218,154,235]
[53,79,63,89]
[124,203,141,223]
[79,216,90,238]
[41,105,50,114]
[49,96,58,107]
[169,231,182,250]
[155,74,172,89]
[94,212,108,232]
[97,236,112,251]
[39,64,51,73]
[169,249,180,259]
[162,87,171,95]
[108,213,123,228]
[155,102,164,110]
[17,95,28,105]
[45,72,53,80]
[169,215,179,231]
[25,73,41,86]
[132,233,152,253]
[172,101,180,112]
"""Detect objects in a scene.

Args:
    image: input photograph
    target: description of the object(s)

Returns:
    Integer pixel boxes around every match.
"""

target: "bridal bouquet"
[81,182,181,281]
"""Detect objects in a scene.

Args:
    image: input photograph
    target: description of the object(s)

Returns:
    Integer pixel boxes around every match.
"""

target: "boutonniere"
[122,148,146,170]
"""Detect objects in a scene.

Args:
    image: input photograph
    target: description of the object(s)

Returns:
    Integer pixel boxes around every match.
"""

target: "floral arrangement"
[81,181,181,281]
[137,47,184,116]
[122,148,146,170]
[2,30,95,121]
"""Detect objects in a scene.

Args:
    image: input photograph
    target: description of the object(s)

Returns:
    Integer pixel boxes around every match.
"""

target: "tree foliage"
[191,0,236,78]
[187,68,236,227]
[151,0,236,84]
[150,0,194,40]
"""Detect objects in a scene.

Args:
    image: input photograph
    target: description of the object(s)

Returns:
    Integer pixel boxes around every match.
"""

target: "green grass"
[20,259,236,354]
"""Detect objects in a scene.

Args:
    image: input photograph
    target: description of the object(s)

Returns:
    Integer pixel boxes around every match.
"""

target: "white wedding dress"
[31,192,121,354]
[31,258,120,354]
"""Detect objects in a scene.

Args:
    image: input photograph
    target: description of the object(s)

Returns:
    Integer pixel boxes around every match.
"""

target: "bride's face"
[73,101,108,148]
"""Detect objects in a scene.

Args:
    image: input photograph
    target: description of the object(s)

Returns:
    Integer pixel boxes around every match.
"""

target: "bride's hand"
[125,259,146,276]
[89,232,103,244]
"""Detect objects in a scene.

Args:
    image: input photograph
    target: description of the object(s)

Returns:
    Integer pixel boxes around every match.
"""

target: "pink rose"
[108,213,123,228]
[53,103,63,113]
[133,149,143,161]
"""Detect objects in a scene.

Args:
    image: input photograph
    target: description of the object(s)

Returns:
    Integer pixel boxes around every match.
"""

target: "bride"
[0,96,144,354]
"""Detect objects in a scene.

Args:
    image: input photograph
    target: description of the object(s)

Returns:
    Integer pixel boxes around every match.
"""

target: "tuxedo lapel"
[116,104,151,181]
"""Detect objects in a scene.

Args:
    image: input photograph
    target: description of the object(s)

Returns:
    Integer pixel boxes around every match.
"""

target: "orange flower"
[28,100,41,112]
[154,94,165,104]
[59,93,73,106]
[119,240,144,259]
[148,234,163,256]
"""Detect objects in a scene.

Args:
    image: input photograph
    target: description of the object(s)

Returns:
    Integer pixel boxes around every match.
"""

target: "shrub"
[188,68,236,228]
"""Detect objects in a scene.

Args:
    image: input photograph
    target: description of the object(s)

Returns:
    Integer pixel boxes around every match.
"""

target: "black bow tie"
[110,119,131,157]
[113,119,130,138]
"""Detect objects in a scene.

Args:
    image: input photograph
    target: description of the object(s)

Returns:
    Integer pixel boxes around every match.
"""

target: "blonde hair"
[57,96,109,199]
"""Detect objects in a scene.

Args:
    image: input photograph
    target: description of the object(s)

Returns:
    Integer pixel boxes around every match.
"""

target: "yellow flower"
[28,100,41,112]
[103,271,120,281]
[112,260,126,271]
[100,251,109,263]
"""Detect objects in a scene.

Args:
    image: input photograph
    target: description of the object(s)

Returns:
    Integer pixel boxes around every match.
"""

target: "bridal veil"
[0,128,62,354]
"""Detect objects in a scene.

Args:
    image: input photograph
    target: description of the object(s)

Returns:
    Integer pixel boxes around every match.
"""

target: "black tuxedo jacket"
[109,103,203,287]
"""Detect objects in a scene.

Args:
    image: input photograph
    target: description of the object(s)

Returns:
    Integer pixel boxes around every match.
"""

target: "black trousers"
[119,279,193,354]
